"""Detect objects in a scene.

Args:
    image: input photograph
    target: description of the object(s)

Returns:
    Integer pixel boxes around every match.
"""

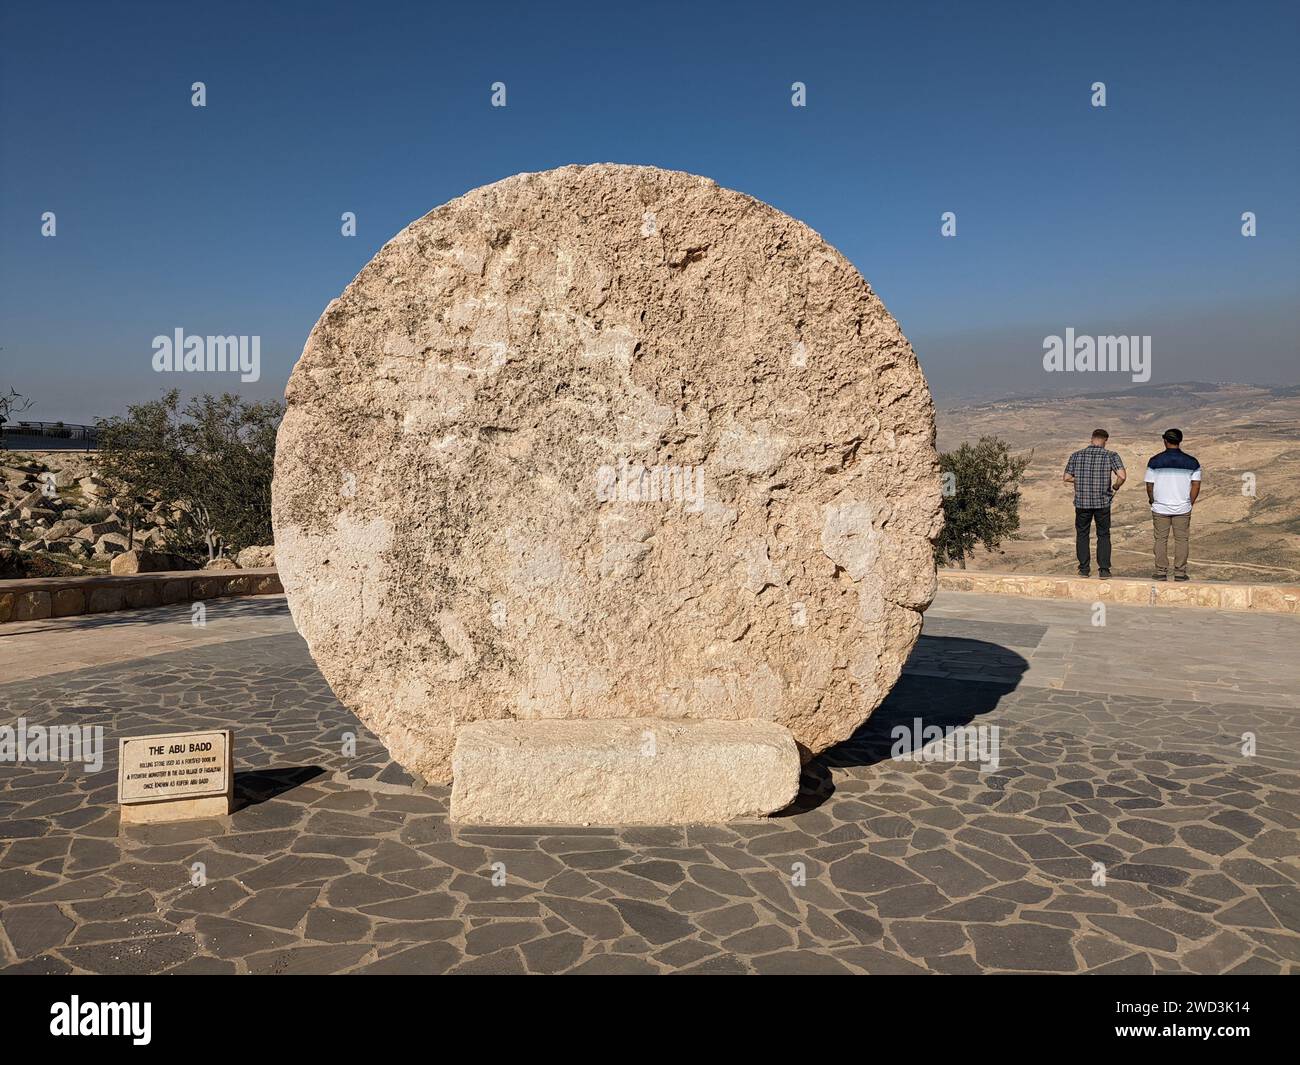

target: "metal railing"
[0,421,99,450]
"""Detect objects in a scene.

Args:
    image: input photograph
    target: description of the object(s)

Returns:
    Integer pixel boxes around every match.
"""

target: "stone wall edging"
[940,570,1299,614]
[0,568,283,623]
[6,566,1295,622]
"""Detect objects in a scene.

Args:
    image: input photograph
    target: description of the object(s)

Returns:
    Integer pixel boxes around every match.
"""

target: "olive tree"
[935,436,1030,569]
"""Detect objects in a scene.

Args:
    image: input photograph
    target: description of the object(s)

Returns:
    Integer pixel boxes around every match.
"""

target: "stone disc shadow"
[233,765,325,811]
[784,634,1030,814]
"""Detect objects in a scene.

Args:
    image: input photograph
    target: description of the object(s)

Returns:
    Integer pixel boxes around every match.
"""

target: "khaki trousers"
[1152,512,1191,577]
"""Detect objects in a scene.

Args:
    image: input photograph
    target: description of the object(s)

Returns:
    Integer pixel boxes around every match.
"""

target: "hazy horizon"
[3,0,1297,424]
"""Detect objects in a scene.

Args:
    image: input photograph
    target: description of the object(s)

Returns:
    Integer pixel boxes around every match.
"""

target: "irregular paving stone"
[1217,896,1282,929]
[1135,906,1218,941]
[228,887,319,930]
[653,939,720,968]
[193,916,297,959]
[1178,824,1248,856]
[323,873,415,908]
[696,903,760,937]
[359,942,461,974]
[663,882,729,913]
[833,945,931,975]
[568,955,659,975]
[834,909,884,944]
[520,932,587,973]
[609,898,695,945]
[929,896,1018,923]
[904,850,995,896]
[60,934,200,975]
[237,855,350,890]
[304,907,374,943]
[540,896,626,940]
[1087,915,1179,952]
[751,951,855,975]
[1209,810,1264,837]
[869,884,952,918]
[1182,931,1251,975]
[968,925,1078,972]
[247,943,372,975]
[675,953,750,974]
[67,917,178,944]
[464,921,545,955]
[721,924,796,955]
[168,957,239,974]
[1107,863,1190,887]
[829,854,922,894]
[0,905,73,957]
[1258,885,1300,933]
[1090,953,1155,974]
[890,920,968,957]
[1247,830,1300,859]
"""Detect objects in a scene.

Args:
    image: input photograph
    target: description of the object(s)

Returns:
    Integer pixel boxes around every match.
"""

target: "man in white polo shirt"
[1144,428,1201,582]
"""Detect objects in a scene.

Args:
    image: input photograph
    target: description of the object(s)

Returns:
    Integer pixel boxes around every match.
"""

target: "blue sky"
[1,0,1297,421]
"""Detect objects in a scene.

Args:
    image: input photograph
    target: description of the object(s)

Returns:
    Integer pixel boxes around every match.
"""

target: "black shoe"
[1099,570,1111,579]
[1174,574,1189,582]
[1153,573,1167,581]
[1078,568,1090,577]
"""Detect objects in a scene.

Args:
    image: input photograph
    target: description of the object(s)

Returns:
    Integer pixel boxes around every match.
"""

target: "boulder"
[273,164,941,787]
[203,556,239,570]
[236,544,275,568]
[75,520,123,541]
[45,519,83,540]
[110,549,186,575]
[93,532,129,556]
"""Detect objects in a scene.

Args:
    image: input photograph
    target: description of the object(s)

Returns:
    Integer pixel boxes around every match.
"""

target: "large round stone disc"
[273,164,942,785]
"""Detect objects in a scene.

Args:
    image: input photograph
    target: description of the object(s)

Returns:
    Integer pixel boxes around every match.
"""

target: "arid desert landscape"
[937,382,1300,583]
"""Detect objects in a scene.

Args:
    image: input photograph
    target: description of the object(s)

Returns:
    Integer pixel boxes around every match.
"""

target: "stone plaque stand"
[118,729,233,825]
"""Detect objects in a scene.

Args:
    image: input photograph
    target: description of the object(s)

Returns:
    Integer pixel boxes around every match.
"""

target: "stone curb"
[939,570,1299,614]
[0,568,283,623]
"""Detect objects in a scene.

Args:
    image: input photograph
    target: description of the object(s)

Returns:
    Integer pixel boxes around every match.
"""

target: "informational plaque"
[117,729,233,824]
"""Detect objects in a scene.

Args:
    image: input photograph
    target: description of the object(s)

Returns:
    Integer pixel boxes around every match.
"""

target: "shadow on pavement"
[234,765,325,811]
[783,634,1030,815]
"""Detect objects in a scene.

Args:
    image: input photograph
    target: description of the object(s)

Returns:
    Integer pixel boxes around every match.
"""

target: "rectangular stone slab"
[117,729,233,825]
[451,718,801,826]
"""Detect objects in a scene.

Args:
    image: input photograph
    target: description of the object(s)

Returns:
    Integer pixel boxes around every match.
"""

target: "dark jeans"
[1075,507,1111,572]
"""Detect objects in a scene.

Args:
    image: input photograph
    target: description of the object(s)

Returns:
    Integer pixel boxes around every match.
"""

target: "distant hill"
[937,383,1300,582]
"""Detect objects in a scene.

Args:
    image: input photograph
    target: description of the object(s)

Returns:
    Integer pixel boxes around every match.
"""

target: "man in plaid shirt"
[1064,429,1126,578]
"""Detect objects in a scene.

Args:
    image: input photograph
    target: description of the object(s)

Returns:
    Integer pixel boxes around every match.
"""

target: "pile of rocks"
[0,452,275,576]
[0,453,151,570]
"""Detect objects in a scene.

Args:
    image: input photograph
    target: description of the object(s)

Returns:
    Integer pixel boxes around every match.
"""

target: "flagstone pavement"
[1,592,1297,974]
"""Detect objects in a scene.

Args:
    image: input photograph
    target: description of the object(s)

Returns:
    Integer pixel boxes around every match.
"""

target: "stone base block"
[119,794,231,825]
[451,718,801,826]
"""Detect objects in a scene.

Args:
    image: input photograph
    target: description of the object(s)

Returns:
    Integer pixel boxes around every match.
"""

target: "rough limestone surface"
[273,163,942,786]
[451,719,801,825]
